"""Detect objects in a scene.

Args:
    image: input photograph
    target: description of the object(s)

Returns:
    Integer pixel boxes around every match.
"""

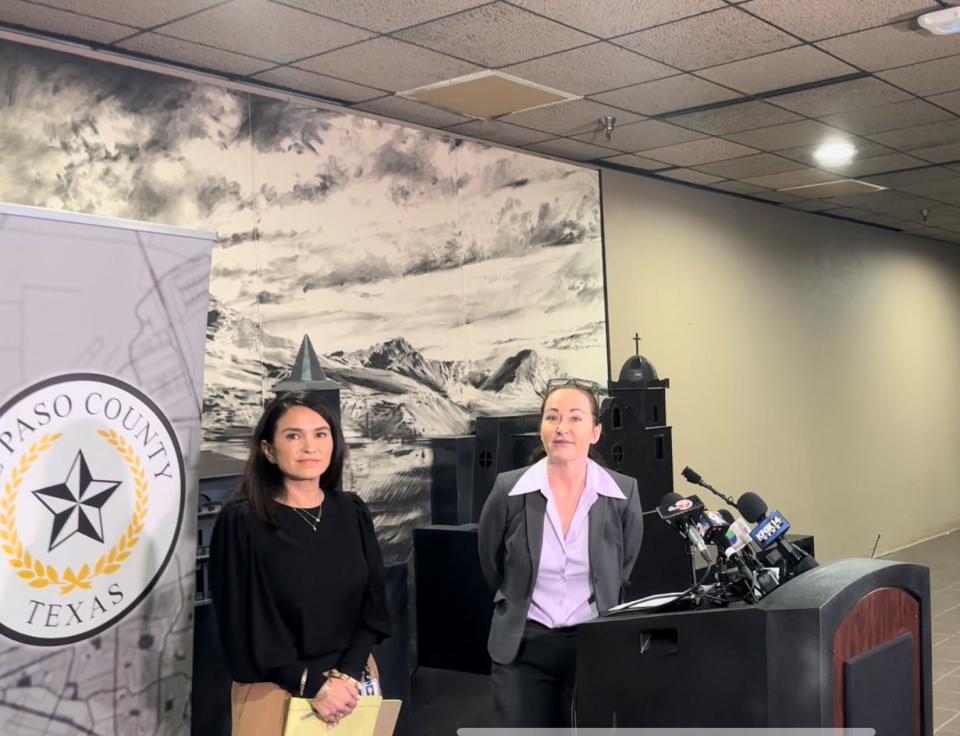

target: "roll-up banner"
[0,202,214,734]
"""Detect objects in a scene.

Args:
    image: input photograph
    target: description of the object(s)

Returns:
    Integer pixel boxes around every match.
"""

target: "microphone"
[685,525,711,563]
[681,466,736,506]
[657,493,710,562]
[738,492,819,578]
[735,491,768,523]
[717,509,753,557]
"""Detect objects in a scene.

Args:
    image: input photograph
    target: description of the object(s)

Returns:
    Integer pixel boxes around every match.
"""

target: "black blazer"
[477,462,643,664]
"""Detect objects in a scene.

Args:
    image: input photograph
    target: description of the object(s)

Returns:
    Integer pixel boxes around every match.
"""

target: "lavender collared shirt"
[508,458,627,629]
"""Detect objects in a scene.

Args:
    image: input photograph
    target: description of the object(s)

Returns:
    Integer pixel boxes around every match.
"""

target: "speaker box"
[430,435,475,524]
[471,414,539,521]
[414,525,491,674]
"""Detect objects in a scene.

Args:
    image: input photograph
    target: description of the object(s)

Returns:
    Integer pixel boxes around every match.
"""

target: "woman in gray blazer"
[478,378,643,728]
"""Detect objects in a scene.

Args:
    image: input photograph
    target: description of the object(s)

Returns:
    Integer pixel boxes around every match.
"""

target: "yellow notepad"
[283,695,384,736]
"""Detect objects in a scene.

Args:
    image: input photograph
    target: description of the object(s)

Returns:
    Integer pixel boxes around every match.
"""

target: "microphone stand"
[681,466,736,506]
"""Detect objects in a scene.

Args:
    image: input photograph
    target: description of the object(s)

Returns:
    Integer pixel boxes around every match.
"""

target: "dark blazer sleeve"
[337,493,391,679]
[621,477,644,581]
[477,474,511,594]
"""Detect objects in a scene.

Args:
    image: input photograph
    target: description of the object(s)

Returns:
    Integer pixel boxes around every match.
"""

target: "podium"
[576,559,932,735]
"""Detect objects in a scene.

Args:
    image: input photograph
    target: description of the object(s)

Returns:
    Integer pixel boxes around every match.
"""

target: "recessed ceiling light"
[813,141,857,166]
[918,7,960,35]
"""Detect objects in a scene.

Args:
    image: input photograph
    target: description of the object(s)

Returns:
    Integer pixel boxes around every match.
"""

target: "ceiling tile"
[816,21,960,72]
[500,99,643,136]
[524,137,619,161]
[776,138,895,166]
[613,8,796,71]
[883,197,960,218]
[926,90,960,116]
[709,180,771,194]
[824,189,915,210]
[911,142,960,163]
[817,153,930,178]
[599,154,671,171]
[877,55,960,96]
[752,190,803,203]
[925,214,960,229]
[744,168,843,189]
[668,100,801,135]
[25,0,226,27]
[503,43,674,96]
[0,0,135,43]
[788,200,842,212]
[895,179,960,205]
[275,0,486,32]
[863,165,959,188]
[908,227,960,242]
[710,181,770,194]
[640,137,758,166]
[508,0,725,39]
[740,0,933,41]
[298,37,479,92]
[446,119,555,146]
[394,4,593,68]
[250,66,384,102]
[826,207,887,222]
[353,96,473,128]
[659,169,726,185]
[698,45,857,95]
[116,32,274,75]
[591,75,741,115]
[695,152,804,178]
[767,78,912,117]
[155,0,373,64]
[577,119,704,152]
[867,119,960,151]
[727,120,850,151]
[818,99,955,135]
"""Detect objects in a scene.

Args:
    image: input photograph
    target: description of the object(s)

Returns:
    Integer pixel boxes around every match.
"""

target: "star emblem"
[31,450,121,552]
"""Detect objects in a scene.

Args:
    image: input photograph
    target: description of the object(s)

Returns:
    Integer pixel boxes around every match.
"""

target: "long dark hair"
[231,392,347,526]
[528,382,606,465]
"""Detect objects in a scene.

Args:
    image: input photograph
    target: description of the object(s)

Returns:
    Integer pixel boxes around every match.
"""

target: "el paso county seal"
[0,374,184,646]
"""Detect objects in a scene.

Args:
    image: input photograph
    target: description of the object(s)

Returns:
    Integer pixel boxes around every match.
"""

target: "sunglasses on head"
[542,377,602,397]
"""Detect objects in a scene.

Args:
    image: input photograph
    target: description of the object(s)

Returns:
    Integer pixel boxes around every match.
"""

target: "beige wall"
[602,169,960,562]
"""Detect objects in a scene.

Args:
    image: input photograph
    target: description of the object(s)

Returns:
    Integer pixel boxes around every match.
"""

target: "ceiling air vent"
[397,70,578,120]
[779,179,887,199]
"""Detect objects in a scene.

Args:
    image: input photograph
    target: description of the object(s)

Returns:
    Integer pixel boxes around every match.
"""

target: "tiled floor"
[884,530,960,734]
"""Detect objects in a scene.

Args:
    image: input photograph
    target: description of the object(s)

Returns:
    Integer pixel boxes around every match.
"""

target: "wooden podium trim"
[832,587,921,735]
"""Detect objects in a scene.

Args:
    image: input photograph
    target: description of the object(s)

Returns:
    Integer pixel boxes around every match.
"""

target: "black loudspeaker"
[471,414,539,521]
[414,525,492,674]
[511,431,541,468]
[430,436,475,524]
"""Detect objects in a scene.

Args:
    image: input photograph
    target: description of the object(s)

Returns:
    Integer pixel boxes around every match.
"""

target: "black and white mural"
[0,40,606,562]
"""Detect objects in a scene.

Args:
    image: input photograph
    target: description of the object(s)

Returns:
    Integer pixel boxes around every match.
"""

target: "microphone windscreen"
[717,508,736,524]
[737,491,768,523]
[681,466,702,484]
[660,492,683,506]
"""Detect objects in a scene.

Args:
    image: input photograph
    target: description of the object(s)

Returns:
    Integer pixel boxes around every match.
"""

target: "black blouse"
[209,491,390,696]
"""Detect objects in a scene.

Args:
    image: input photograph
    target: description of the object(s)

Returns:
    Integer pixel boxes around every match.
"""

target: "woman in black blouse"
[209,392,390,733]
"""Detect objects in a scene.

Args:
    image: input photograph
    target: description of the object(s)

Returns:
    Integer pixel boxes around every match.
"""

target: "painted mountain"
[0,40,608,562]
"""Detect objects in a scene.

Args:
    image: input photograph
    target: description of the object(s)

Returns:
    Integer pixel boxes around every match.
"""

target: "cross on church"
[633,332,641,356]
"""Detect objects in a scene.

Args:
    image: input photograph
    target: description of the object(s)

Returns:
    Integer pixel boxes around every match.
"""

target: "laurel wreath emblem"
[0,431,149,595]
